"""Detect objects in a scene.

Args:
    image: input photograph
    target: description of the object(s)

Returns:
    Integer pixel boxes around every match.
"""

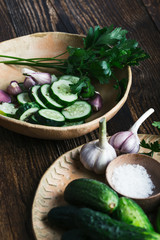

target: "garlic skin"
[109,108,154,155]
[80,118,117,174]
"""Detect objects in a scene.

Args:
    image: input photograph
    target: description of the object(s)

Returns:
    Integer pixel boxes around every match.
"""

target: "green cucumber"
[0,102,18,117]
[61,229,89,240]
[62,101,91,122]
[114,197,154,231]
[17,92,31,104]
[27,114,39,124]
[50,79,78,106]
[75,208,160,240]
[156,207,160,233]
[59,75,80,84]
[16,102,40,121]
[38,84,64,110]
[34,109,65,126]
[48,206,78,229]
[64,178,119,214]
[29,85,47,108]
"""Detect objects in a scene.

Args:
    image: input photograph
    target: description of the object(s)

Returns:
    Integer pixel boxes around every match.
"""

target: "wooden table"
[0,1,160,239]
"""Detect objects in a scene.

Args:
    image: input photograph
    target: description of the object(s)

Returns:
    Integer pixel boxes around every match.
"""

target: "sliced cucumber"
[0,102,18,117]
[62,101,91,122]
[35,109,65,126]
[51,74,58,83]
[50,79,78,106]
[38,84,64,110]
[27,114,39,124]
[59,75,80,84]
[29,85,47,109]
[17,92,31,105]
[16,102,40,121]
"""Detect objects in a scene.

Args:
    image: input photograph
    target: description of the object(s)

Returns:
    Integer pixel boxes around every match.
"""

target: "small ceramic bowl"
[106,153,160,212]
[0,32,132,139]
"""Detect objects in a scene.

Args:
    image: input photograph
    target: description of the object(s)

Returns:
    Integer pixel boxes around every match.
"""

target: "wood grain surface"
[0,0,160,239]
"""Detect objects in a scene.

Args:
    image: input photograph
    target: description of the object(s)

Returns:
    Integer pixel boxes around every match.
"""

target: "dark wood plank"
[0,0,160,239]
[0,0,16,41]
[142,0,160,32]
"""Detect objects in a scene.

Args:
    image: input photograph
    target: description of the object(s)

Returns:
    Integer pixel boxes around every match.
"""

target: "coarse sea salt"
[111,164,155,198]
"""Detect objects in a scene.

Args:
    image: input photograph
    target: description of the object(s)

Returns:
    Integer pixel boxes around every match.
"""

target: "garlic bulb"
[109,108,154,154]
[80,118,117,174]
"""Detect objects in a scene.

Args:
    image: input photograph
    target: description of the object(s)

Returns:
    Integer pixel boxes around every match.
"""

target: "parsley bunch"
[0,25,149,97]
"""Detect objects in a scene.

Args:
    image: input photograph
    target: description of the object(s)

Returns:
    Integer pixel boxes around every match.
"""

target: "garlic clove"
[80,142,98,171]
[120,133,139,153]
[109,131,132,150]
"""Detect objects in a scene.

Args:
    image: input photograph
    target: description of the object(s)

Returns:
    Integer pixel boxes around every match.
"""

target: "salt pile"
[111,164,155,198]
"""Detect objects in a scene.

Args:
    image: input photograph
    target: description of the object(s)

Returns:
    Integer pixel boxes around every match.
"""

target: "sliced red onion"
[28,72,51,85]
[22,68,36,75]
[6,81,22,96]
[87,92,103,111]
[0,89,11,103]
[24,76,36,89]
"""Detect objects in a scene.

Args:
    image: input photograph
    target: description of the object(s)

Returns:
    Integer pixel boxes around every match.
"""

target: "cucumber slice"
[62,101,91,122]
[29,85,47,109]
[16,102,40,121]
[17,92,31,104]
[50,80,78,106]
[38,84,63,110]
[27,114,39,124]
[35,109,65,126]
[0,102,18,117]
[59,75,80,84]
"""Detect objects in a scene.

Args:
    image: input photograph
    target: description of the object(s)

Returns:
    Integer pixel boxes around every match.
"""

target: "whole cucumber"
[61,229,90,240]
[64,178,119,213]
[156,207,160,233]
[114,197,154,231]
[48,205,78,229]
[75,208,160,240]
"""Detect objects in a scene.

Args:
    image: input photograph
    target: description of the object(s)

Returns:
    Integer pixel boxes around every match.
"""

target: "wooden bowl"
[106,153,160,212]
[0,32,132,139]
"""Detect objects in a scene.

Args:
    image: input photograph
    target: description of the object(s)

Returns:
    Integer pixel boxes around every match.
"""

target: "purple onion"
[28,72,51,85]
[0,89,11,103]
[22,68,36,75]
[6,81,22,96]
[24,76,36,89]
[87,92,103,111]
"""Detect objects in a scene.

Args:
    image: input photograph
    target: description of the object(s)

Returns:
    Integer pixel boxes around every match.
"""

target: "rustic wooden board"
[32,134,160,240]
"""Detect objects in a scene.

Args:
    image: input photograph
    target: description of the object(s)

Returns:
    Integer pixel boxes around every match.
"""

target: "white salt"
[111,164,155,198]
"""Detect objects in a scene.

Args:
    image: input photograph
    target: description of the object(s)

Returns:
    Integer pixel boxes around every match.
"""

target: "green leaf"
[140,139,160,157]
[70,76,95,98]
[152,121,160,129]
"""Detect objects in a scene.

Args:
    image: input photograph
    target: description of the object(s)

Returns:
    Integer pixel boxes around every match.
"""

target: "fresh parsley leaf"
[70,76,95,98]
[115,78,128,101]
[140,139,160,157]
[152,121,160,129]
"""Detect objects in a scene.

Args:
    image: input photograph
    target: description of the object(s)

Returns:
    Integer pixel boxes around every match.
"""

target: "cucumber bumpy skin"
[64,178,119,214]
[114,197,154,232]
[47,205,78,229]
[75,208,160,240]
[61,229,89,240]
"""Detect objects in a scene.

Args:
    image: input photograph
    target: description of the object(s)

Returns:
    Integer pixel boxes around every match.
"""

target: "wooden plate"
[0,32,132,139]
[32,134,160,240]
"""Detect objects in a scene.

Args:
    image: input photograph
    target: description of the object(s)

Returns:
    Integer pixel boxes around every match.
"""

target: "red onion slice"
[0,90,11,103]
